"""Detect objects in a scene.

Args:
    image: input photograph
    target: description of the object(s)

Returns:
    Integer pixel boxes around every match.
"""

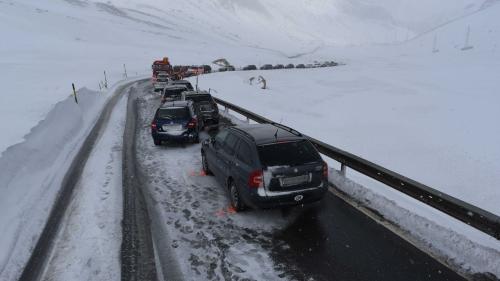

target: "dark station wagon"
[201,123,328,211]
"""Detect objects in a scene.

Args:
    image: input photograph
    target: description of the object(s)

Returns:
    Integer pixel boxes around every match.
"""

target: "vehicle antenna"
[274,117,283,140]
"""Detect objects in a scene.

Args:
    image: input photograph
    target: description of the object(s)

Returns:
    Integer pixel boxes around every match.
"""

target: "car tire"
[201,152,212,175]
[153,138,161,146]
[229,181,246,211]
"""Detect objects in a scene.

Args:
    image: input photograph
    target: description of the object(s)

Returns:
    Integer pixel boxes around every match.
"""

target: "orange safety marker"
[227,206,236,214]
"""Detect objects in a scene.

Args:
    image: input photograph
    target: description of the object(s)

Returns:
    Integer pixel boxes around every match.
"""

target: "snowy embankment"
[0,78,142,281]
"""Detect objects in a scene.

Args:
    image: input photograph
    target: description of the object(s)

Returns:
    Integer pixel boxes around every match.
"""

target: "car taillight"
[151,121,157,131]
[187,118,197,128]
[248,170,263,188]
[323,161,328,179]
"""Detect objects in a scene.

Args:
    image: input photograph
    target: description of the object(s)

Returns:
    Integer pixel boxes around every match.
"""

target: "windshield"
[157,107,190,119]
[257,140,320,167]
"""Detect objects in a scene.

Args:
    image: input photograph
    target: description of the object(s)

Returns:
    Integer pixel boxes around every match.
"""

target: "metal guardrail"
[213,97,500,240]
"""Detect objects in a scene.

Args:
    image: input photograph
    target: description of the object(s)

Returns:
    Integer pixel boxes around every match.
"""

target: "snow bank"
[0,78,140,281]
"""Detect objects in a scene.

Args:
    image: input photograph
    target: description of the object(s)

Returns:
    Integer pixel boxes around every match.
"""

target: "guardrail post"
[246,117,250,124]
[72,83,78,104]
[340,163,347,176]
[224,106,228,114]
[103,70,108,89]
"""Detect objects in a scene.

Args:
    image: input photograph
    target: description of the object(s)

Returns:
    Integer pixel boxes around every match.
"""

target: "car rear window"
[174,82,193,90]
[164,88,186,97]
[257,140,320,167]
[198,102,214,112]
[185,94,211,103]
[158,107,190,119]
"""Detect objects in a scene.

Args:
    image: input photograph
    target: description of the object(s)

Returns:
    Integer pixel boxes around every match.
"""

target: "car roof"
[229,123,304,145]
[171,80,191,84]
[183,90,210,96]
[164,85,188,90]
[160,101,192,109]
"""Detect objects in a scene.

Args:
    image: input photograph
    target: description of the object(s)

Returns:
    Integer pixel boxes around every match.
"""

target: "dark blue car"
[201,123,328,211]
[151,101,200,145]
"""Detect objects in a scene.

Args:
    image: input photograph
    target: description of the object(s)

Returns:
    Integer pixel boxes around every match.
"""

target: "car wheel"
[153,138,161,146]
[201,152,212,175]
[229,181,245,211]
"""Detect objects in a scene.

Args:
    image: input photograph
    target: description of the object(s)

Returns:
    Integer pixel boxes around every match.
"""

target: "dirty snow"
[135,84,305,280]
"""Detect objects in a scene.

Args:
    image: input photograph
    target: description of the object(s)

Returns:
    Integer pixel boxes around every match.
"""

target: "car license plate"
[162,125,182,131]
[280,174,309,187]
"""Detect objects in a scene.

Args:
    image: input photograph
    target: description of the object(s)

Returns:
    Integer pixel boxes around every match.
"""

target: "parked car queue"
[150,79,328,211]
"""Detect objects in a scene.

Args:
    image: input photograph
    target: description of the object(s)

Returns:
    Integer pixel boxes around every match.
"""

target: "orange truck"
[152,57,174,91]
[152,57,172,78]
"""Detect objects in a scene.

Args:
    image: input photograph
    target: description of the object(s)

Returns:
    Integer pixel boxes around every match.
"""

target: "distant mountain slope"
[107,0,494,47]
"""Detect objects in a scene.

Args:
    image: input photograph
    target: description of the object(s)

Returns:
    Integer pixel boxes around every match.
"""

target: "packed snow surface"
[42,89,128,281]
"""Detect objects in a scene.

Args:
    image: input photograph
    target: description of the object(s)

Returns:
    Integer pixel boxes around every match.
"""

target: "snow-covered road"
[42,87,129,281]
[129,81,468,281]
[6,79,495,281]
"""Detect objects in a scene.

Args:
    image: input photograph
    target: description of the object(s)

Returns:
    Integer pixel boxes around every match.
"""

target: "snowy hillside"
[0,0,494,154]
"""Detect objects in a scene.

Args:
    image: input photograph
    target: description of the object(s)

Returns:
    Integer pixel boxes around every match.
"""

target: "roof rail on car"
[270,122,302,137]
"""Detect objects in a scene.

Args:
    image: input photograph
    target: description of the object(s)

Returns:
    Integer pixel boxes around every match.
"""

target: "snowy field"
[0,0,493,155]
[196,52,500,215]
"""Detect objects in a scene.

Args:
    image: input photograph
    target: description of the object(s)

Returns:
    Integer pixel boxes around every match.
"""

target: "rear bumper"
[242,182,328,209]
[153,83,168,91]
[152,131,197,142]
[201,116,219,125]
